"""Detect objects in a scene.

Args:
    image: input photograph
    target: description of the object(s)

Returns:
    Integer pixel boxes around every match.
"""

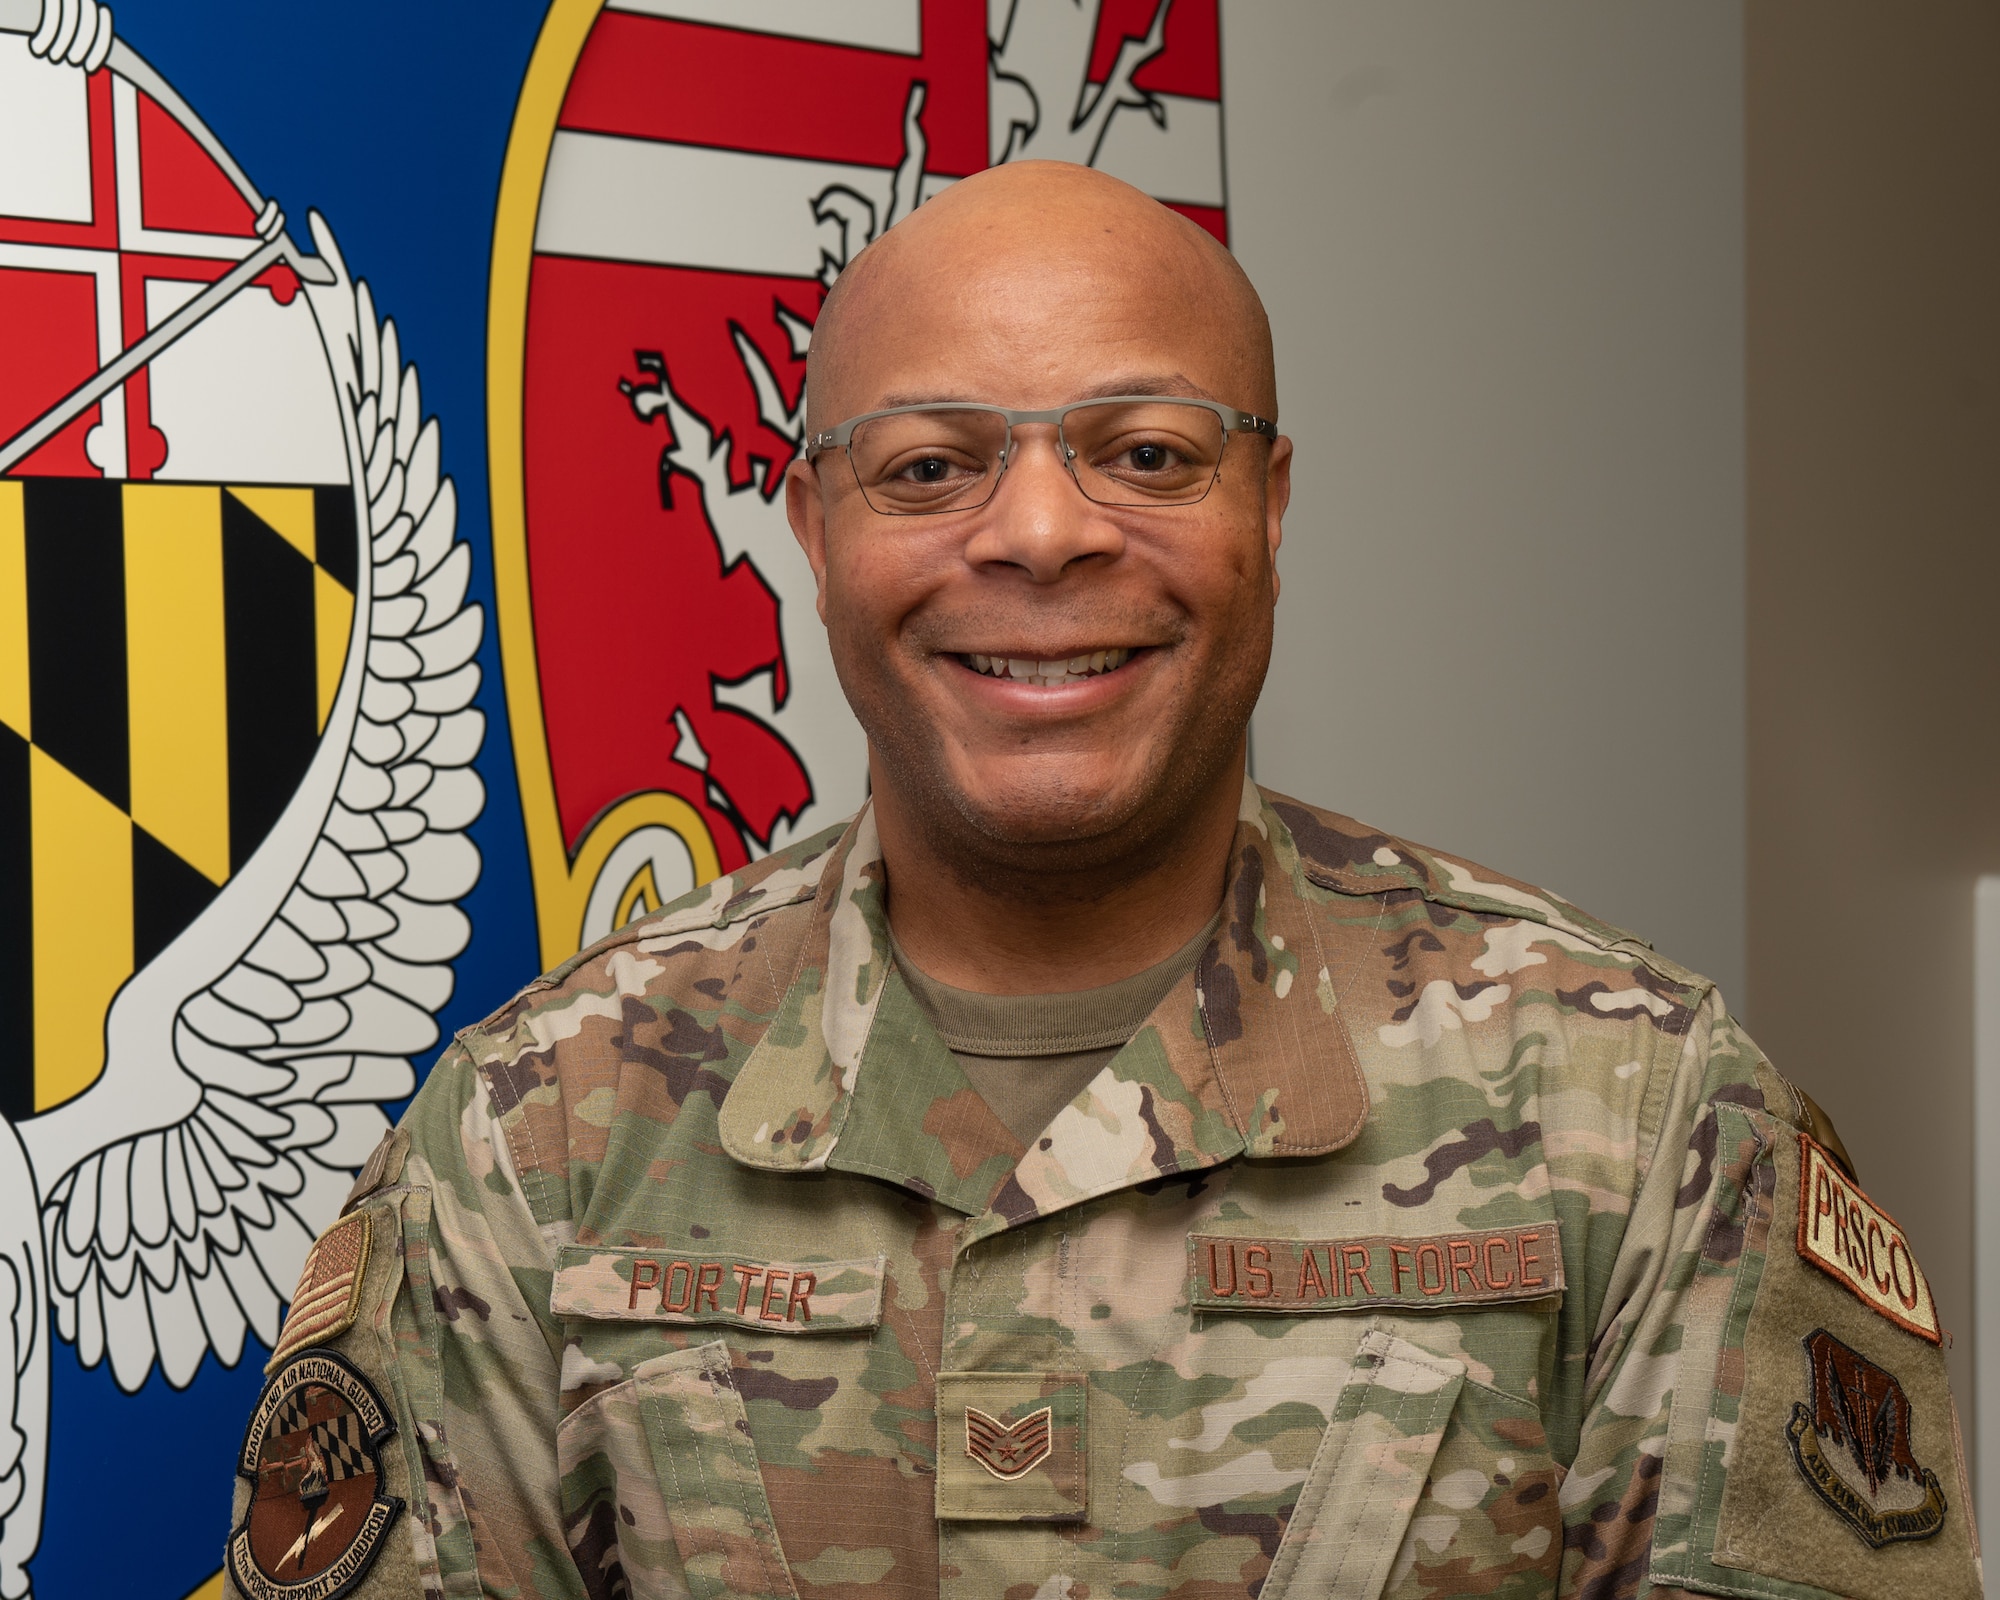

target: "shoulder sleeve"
[224,1041,580,1600]
[1557,995,1981,1600]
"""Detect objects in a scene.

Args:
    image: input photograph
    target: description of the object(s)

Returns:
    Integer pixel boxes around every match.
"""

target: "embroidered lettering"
[1787,1328,1947,1546]
[551,1249,886,1331]
[1340,1243,1374,1296]
[1207,1241,1237,1299]
[1415,1241,1446,1295]
[1447,1238,1481,1294]
[1889,1238,1919,1311]
[1244,1244,1273,1299]
[1188,1223,1565,1314]
[1518,1231,1547,1289]
[1795,1135,1941,1344]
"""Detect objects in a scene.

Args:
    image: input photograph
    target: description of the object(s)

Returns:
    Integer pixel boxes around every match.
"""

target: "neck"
[873,750,1245,995]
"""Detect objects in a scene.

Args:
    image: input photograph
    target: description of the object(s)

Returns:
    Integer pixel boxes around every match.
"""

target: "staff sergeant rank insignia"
[229,1350,404,1600]
[965,1405,1054,1481]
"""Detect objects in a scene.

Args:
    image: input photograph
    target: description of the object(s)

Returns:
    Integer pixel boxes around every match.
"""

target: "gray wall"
[1229,2,1748,1004]
[1745,0,2000,1434]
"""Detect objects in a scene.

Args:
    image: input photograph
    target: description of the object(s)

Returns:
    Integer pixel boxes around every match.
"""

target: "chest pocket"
[1253,1328,1462,1599]
[1267,1323,1563,1600]
[558,1341,798,1600]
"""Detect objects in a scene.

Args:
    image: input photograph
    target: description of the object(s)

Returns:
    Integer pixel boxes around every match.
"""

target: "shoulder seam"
[451,877,826,1045]
[465,1033,562,1232]
[1631,983,1721,1194]
[1296,855,1708,1000]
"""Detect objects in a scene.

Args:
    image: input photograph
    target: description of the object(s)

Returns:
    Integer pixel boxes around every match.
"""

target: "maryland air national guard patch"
[229,1350,402,1600]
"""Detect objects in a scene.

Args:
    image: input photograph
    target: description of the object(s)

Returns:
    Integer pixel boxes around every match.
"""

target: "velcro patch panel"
[1796,1134,1941,1344]
[1188,1221,1563,1313]
[550,1247,886,1332]
[936,1372,1088,1522]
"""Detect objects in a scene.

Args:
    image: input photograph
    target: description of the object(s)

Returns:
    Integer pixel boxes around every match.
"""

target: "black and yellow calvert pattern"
[0,478,358,1120]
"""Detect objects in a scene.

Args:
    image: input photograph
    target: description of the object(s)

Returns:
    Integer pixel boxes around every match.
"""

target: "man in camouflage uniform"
[224,163,1981,1600]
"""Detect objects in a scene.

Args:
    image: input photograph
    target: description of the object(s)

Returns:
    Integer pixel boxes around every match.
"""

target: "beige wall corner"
[1746,0,2000,1418]
[1230,1,1748,1000]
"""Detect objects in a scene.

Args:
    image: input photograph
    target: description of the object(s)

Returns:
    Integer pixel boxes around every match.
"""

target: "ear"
[785,456,831,620]
[1263,435,1292,600]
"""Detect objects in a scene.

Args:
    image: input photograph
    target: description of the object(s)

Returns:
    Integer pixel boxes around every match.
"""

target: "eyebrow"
[873,373,1215,409]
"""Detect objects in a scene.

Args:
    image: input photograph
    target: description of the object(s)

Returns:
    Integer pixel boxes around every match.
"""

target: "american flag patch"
[267,1211,372,1372]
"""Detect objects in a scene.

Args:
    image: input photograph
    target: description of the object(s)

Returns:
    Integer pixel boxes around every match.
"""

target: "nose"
[960,424,1126,583]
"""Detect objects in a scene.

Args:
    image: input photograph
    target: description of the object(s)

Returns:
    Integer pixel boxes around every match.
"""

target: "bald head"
[784,160,1292,941]
[806,161,1275,431]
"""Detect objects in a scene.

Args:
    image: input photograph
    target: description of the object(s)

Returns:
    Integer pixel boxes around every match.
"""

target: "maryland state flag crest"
[0,2,1230,1593]
[0,6,485,1594]
[492,0,1228,967]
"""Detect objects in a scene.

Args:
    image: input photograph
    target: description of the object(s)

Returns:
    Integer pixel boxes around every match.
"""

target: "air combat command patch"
[1787,1328,1947,1548]
[228,1349,403,1600]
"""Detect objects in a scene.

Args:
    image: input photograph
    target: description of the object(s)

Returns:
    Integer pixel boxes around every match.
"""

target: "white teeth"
[963,648,1133,685]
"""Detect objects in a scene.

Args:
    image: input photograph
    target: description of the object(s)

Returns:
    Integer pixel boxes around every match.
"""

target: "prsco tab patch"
[229,1349,403,1600]
[1189,1221,1562,1313]
[1796,1134,1941,1344]
[268,1211,371,1372]
[550,1246,886,1331]
[1787,1328,1947,1547]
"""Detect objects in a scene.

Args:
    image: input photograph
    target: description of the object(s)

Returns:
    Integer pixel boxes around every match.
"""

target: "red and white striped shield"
[490,0,1227,965]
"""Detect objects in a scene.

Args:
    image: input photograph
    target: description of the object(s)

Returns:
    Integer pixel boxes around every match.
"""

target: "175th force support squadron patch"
[228,1350,403,1600]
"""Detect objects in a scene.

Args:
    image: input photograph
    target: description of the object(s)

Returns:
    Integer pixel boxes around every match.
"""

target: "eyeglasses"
[804,396,1277,517]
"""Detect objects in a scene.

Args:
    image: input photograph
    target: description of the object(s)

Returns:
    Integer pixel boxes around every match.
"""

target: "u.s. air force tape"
[1188,1221,1563,1313]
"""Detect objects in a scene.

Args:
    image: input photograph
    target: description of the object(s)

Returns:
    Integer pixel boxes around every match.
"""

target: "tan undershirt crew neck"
[890,910,1223,1146]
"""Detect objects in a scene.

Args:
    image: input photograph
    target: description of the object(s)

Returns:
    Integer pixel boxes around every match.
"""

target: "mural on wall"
[494,0,1228,968]
[0,0,1223,1593]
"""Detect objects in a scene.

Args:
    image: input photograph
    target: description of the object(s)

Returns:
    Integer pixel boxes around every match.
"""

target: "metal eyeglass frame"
[803,395,1279,514]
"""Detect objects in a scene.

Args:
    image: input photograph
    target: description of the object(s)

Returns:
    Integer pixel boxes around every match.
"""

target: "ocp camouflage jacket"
[224,781,1982,1600]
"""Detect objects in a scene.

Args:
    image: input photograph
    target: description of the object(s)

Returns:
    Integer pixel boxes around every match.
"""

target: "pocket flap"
[1261,1326,1466,1600]
[637,1341,798,1599]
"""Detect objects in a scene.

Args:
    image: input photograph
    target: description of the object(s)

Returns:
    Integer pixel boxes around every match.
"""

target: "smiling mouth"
[960,648,1136,687]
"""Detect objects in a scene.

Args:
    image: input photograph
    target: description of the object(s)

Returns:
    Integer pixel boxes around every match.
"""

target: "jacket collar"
[716,779,1376,1227]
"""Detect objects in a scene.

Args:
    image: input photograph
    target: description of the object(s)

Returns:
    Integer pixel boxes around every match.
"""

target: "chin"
[944,763,1159,850]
